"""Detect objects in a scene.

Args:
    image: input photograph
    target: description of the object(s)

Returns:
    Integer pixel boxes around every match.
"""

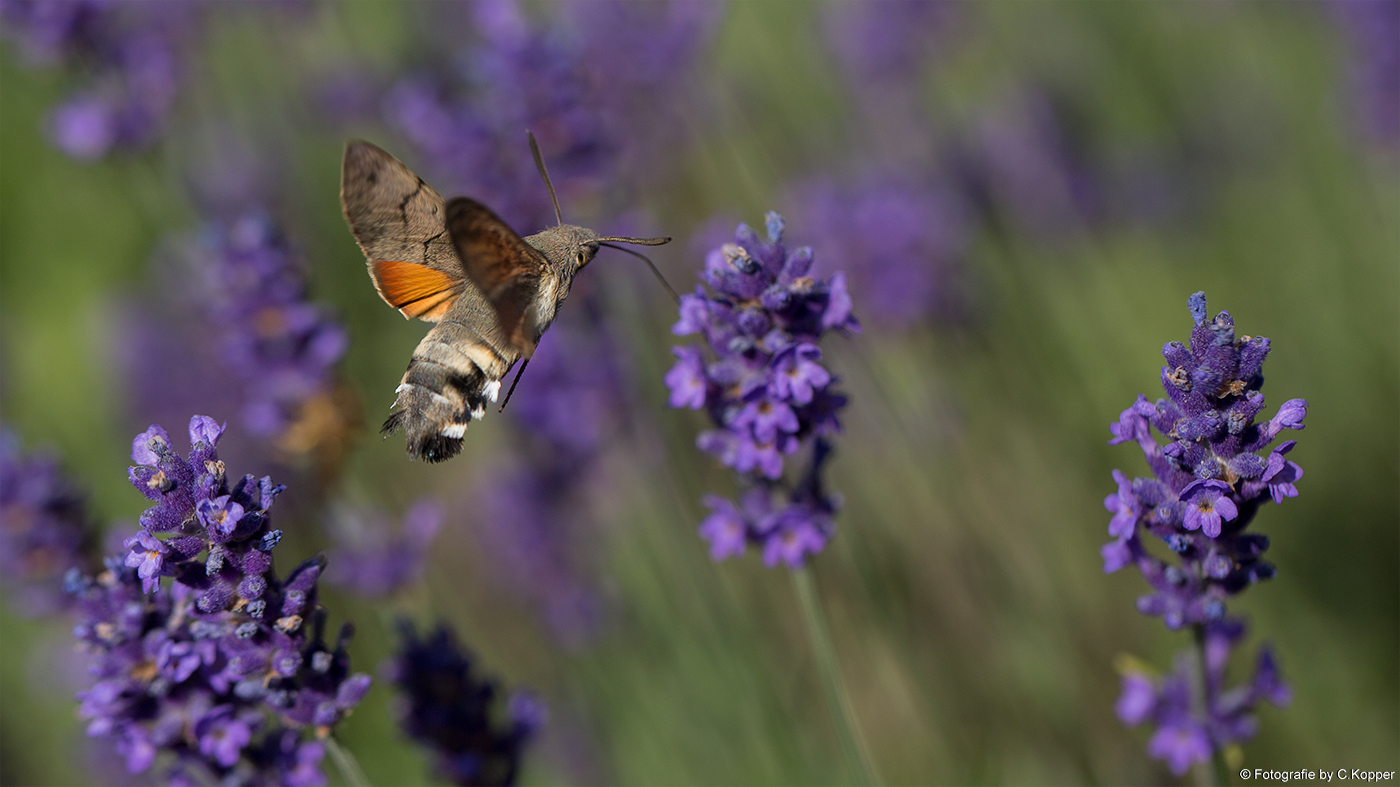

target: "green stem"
[792,566,880,787]
[1189,626,1228,787]
[1214,751,1232,787]
[325,735,373,787]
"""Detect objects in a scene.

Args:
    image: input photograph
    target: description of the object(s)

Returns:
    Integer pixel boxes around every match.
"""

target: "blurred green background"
[1,1,1396,785]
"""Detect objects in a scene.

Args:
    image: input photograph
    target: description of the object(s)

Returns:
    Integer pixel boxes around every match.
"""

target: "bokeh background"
[1,1,1397,784]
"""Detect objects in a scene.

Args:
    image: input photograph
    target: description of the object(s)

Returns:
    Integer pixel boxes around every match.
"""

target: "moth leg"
[498,359,530,414]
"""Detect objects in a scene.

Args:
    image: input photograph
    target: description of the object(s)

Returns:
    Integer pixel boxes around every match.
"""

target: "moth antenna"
[595,235,673,246]
[527,131,564,226]
[600,242,680,304]
[498,358,530,413]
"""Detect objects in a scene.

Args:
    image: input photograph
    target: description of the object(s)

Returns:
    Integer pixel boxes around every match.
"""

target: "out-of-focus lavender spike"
[0,0,185,159]
[509,306,629,457]
[1332,0,1399,146]
[474,460,605,649]
[461,301,630,647]
[389,621,543,786]
[325,500,442,599]
[0,1,305,160]
[956,89,1102,240]
[821,0,957,84]
[564,0,724,89]
[786,174,971,329]
[201,212,349,441]
[119,205,356,469]
[562,0,724,178]
[0,429,98,616]
[380,0,721,231]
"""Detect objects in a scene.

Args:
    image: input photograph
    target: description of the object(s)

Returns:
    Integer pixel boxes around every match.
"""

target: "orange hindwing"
[369,260,464,322]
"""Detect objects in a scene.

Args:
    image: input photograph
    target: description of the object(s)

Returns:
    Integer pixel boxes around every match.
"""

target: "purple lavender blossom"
[0,0,191,159]
[122,530,168,594]
[70,415,370,784]
[1179,479,1238,539]
[382,0,718,231]
[787,175,970,329]
[1117,622,1291,776]
[389,621,543,786]
[0,430,97,616]
[122,207,353,467]
[1102,292,1305,628]
[956,89,1102,240]
[821,0,956,83]
[325,500,442,599]
[1332,0,1400,146]
[0,1,311,160]
[1104,292,1304,771]
[666,213,856,567]
[199,212,348,441]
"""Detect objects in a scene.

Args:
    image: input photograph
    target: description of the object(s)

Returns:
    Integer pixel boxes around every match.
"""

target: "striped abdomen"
[381,305,516,462]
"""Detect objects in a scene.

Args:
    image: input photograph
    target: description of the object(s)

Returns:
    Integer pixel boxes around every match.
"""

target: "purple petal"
[131,425,170,465]
[188,416,226,448]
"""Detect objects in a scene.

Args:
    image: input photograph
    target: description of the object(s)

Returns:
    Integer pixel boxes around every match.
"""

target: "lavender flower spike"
[1103,293,1304,774]
[0,429,98,615]
[1101,292,1305,624]
[666,212,856,568]
[72,415,371,784]
[200,211,349,446]
[390,621,543,786]
[325,499,442,599]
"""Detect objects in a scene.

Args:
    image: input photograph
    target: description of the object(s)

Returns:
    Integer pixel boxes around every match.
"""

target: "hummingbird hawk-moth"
[339,135,670,462]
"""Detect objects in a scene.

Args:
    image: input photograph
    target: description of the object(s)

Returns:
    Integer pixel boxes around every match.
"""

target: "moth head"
[532,224,602,278]
[525,130,674,298]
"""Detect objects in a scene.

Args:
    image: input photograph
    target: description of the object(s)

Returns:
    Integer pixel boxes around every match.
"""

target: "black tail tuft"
[413,434,463,463]
[381,410,407,437]
[382,411,464,462]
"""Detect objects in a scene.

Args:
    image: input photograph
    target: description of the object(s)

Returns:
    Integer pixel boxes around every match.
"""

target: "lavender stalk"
[325,735,372,787]
[793,566,877,787]
[666,212,878,783]
[1187,628,1225,787]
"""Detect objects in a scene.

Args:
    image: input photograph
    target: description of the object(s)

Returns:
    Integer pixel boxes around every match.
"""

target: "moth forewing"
[340,141,459,276]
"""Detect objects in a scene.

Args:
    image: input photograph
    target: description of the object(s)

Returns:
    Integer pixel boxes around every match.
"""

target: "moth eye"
[576,250,587,265]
